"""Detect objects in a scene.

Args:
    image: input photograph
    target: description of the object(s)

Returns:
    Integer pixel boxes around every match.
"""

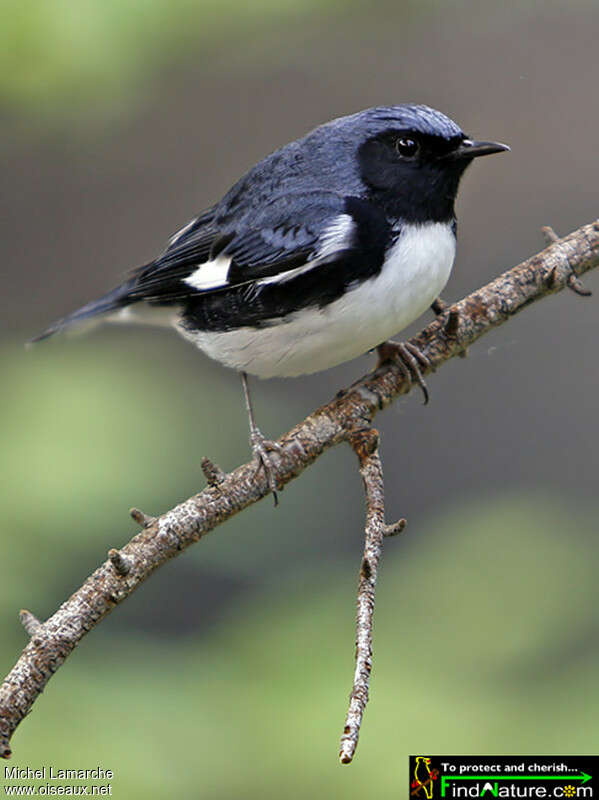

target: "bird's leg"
[241,371,282,506]
[375,341,431,405]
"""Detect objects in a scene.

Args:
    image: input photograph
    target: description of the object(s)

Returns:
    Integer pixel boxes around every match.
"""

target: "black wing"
[128,192,353,303]
[32,192,389,340]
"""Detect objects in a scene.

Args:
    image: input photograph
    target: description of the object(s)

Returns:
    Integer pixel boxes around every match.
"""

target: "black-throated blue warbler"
[34,104,509,499]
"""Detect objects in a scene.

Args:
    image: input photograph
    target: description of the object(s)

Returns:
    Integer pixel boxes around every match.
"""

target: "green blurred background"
[2,0,599,797]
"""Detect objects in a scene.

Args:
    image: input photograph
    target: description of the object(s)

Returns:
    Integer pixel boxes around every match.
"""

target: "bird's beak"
[449,138,511,160]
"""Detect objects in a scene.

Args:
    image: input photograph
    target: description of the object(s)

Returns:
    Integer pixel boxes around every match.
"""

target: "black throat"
[366,169,463,224]
[357,133,470,224]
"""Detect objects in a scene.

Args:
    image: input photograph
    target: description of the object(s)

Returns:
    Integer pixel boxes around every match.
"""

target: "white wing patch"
[184,254,232,291]
[315,213,355,260]
[256,214,355,288]
[182,214,354,292]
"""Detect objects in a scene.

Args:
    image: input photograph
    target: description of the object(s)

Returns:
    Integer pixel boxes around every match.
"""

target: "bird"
[33,104,509,502]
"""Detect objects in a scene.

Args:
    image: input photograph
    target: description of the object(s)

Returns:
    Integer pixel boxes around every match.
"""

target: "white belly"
[177,222,456,378]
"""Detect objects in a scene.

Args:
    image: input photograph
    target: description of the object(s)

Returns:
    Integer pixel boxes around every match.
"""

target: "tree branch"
[1,218,598,760]
[339,428,406,764]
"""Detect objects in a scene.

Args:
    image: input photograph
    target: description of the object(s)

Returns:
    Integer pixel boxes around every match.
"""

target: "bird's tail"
[30,277,138,343]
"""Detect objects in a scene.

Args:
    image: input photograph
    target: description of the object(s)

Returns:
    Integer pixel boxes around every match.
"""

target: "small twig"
[201,457,226,487]
[541,225,560,245]
[383,519,407,537]
[108,549,132,576]
[19,610,42,638]
[430,297,448,315]
[432,298,465,357]
[129,507,156,528]
[444,308,460,338]
[339,428,388,765]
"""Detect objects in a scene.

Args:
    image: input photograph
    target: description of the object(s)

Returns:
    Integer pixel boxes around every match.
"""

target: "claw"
[250,429,283,506]
[376,340,430,404]
[567,272,592,297]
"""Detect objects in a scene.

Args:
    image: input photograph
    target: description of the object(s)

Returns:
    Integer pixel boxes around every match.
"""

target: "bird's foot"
[376,340,431,404]
[250,428,283,506]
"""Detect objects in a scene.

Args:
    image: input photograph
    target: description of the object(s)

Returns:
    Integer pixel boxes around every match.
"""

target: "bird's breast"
[381,220,457,322]
[180,221,456,378]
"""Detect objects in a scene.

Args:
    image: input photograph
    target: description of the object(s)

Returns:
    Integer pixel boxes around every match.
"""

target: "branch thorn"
[201,457,226,487]
[541,225,560,245]
[129,508,156,528]
[444,308,460,338]
[383,519,407,537]
[108,548,132,576]
[433,299,466,357]
[19,610,42,637]
[431,297,448,315]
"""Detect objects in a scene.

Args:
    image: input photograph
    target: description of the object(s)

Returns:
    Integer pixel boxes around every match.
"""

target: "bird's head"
[331,105,509,223]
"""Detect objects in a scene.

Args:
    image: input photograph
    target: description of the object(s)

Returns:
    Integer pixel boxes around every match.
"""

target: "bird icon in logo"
[412,757,438,798]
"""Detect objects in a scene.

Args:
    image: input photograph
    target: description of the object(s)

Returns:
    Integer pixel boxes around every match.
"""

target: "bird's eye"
[395,137,420,158]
